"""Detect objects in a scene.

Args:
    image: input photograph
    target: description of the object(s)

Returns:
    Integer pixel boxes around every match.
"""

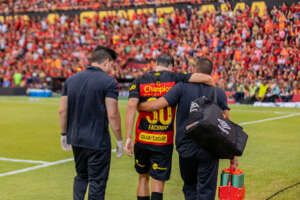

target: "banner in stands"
[0,0,298,24]
[122,58,150,69]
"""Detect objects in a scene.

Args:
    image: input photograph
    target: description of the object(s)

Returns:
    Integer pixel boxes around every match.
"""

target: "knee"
[139,173,150,184]
[76,172,88,182]
[151,179,165,193]
[183,183,197,199]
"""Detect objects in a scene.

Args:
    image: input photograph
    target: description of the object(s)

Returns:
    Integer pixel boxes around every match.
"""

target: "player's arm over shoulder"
[176,72,214,86]
[138,97,169,112]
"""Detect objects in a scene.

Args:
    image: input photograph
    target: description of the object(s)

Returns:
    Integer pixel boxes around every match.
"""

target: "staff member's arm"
[105,79,123,157]
[58,81,72,151]
[125,98,139,156]
[223,110,238,169]
[216,90,239,169]
[125,79,141,156]
[105,97,123,158]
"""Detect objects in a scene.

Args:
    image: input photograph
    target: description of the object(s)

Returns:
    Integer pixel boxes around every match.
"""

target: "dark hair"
[88,46,117,64]
[194,57,213,75]
[156,54,174,68]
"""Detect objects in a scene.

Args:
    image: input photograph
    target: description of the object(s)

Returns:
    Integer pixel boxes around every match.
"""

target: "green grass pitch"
[0,97,299,200]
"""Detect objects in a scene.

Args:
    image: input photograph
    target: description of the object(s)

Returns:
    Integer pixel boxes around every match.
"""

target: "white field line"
[0,149,119,177]
[0,99,128,107]
[0,100,58,105]
[233,109,294,114]
[0,157,49,164]
[0,158,74,177]
[239,113,300,126]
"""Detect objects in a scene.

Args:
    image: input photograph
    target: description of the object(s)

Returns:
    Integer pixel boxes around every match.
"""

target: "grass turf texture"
[0,97,299,200]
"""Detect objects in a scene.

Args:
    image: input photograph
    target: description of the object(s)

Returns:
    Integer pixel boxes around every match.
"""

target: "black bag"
[185,89,248,159]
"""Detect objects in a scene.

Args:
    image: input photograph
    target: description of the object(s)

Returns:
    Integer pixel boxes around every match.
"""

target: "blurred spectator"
[234,80,245,104]
[13,70,22,87]
[244,81,258,104]
[257,80,269,102]
[280,81,294,102]
[264,80,280,102]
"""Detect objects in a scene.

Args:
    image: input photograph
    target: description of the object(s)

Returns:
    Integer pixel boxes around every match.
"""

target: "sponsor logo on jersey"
[135,159,145,168]
[129,84,136,91]
[140,82,175,97]
[152,163,167,171]
[139,132,168,144]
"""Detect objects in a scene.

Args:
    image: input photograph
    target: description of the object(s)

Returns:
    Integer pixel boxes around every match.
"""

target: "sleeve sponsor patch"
[130,84,136,91]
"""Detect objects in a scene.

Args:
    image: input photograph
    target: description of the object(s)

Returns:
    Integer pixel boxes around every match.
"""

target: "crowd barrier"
[0,88,27,96]
[226,92,300,104]
[254,102,300,108]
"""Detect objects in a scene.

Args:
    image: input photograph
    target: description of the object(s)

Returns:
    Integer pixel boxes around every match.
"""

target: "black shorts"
[134,143,173,181]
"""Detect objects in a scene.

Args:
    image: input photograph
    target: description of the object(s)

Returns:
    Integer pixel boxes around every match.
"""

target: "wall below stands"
[0,88,27,96]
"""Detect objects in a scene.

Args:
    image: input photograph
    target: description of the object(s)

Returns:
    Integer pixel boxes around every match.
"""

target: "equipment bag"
[185,88,248,159]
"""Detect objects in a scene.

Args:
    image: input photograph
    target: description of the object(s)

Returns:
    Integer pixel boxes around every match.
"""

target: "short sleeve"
[61,79,68,96]
[175,72,192,83]
[106,79,119,100]
[128,78,140,99]
[216,88,230,111]
[164,82,183,107]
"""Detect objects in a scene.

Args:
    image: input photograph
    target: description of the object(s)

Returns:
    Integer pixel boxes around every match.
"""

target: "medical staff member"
[59,46,123,200]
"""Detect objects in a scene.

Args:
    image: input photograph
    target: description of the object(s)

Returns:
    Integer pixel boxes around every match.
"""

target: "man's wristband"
[61,133,67,136]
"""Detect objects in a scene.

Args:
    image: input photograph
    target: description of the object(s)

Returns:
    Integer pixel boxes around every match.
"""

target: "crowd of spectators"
[0,0,217,14]
[0,1,299,102]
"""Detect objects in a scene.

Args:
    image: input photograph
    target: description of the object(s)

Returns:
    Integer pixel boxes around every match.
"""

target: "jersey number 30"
[145,97,172,125]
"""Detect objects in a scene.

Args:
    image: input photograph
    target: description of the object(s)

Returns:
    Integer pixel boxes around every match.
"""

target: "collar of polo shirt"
[87,66,103,71]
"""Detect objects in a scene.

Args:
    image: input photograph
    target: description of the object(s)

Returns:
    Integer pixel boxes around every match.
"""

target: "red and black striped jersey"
[129,70,191,150]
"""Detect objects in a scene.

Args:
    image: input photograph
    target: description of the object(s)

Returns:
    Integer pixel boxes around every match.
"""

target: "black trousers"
[179,155,219,200]
[72,146,111,200]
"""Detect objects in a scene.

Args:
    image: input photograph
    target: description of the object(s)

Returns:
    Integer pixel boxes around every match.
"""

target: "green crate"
[220,172,244,188]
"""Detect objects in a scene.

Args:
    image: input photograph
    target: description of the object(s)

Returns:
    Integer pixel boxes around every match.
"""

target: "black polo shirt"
[62,66,118,150]
[164,82,230,158]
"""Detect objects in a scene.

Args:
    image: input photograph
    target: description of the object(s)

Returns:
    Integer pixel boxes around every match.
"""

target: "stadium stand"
[0,0,218,14]
[0,1,299,103]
